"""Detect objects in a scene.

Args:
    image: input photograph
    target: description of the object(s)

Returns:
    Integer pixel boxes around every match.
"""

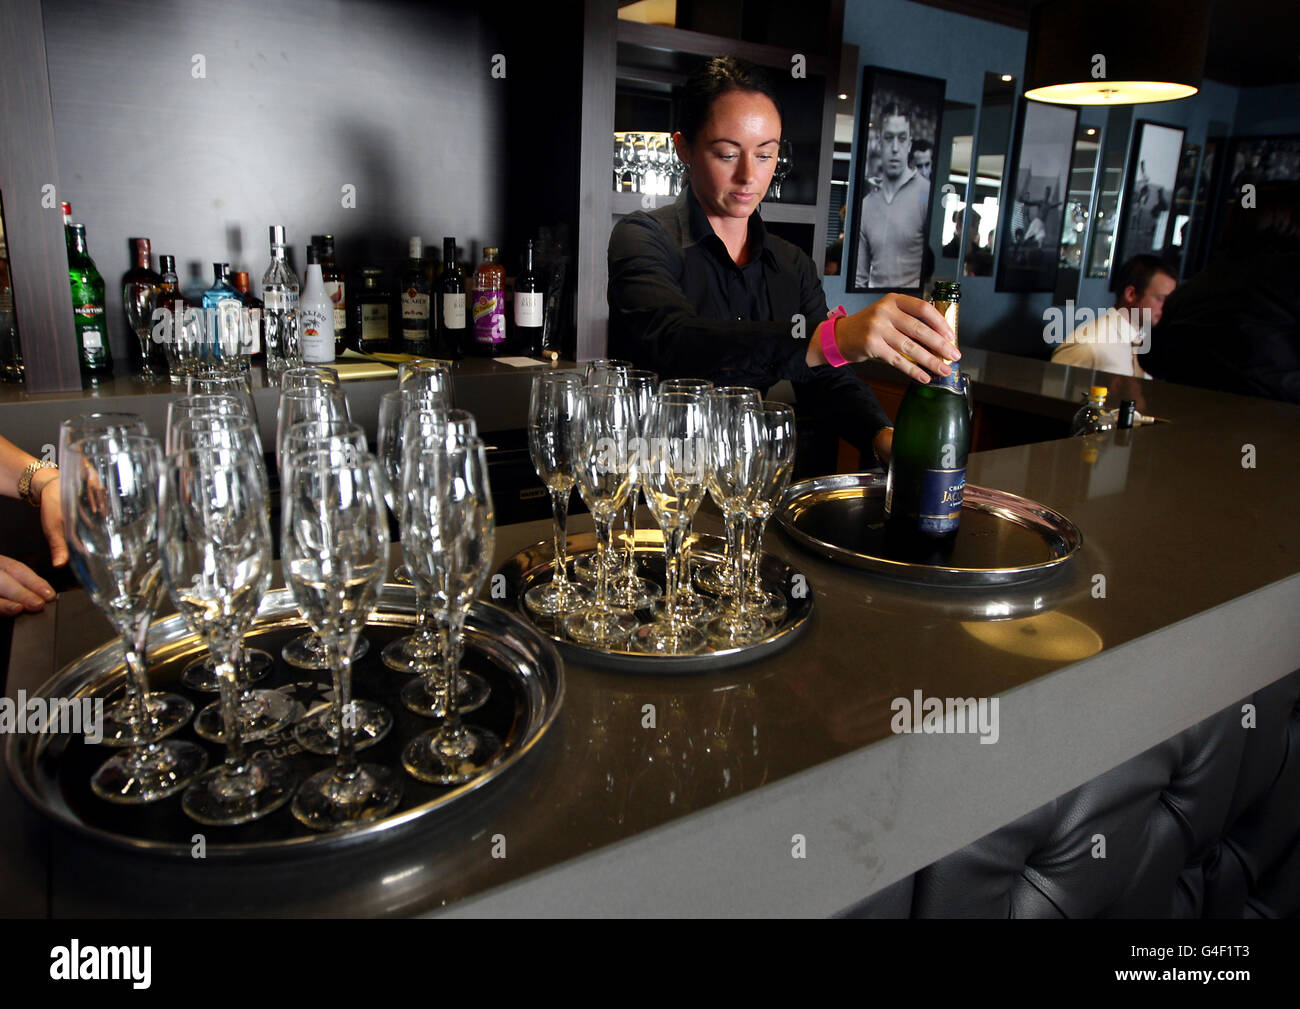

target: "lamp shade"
[1024,0,1210,105]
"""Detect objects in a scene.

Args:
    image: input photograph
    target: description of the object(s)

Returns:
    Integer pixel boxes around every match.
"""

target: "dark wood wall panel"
[0,0,83,392]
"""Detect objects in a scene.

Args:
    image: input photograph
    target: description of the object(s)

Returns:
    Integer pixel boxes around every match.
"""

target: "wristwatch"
[18,460,57,507]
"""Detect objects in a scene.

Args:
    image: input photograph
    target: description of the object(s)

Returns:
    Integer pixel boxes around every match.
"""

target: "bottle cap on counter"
[1089,385,1109,397]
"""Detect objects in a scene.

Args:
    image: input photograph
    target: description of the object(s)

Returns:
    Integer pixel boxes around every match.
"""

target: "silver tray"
[498,530,814,673]
[5,587,563,859]
[777,473,1082,586]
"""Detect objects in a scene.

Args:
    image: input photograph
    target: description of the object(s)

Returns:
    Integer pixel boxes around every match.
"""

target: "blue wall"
[829,0,1295,360]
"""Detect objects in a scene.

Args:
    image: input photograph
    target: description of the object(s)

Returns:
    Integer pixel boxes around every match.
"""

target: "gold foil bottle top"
[929,280,960,364]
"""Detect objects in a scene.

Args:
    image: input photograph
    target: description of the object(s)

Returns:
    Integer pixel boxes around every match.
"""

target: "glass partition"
[963,72,1017,277]
[930,100,976,282]
[1086,105,1134,279]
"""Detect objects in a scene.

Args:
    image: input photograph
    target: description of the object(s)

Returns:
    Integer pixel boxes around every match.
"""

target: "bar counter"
[2,350,1299,916]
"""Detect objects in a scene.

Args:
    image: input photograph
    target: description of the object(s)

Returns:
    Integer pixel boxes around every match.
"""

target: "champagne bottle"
[883,281,969,547]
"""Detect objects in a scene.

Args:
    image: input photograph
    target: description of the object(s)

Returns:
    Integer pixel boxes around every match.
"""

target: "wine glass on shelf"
[284,444,401,830]
[608,369,661,612]
[524,372,591,617]
[124,272,160,383]
[563,385,641,646]
[770,139,794,201]
[162,447,295,824]
[629,392,709,654]
[743,403,796,623]
[402,437,502,784]
[63,434,208,802]
[620,134,638,192]
[703,387,767,645]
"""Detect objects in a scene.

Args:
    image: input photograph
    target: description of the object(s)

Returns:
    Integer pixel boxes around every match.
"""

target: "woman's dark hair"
[676,56,783,144]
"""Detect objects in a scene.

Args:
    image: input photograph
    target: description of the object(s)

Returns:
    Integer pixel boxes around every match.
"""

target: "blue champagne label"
[929,364,962,392]
[916,467,966,534]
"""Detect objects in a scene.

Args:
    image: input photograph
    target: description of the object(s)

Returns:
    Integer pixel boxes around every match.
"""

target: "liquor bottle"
[66,223,112,376]
[471,246,505,357]
[121,237,162,377]
[261,225,300,373]
[397,236,431,354]
[202,262,244,369]
[883,280,969,548]
[300,260,336,364]
[435,236,466,359]
[513,239,544,357]
[1069,386,1110,436]
[153,254,187,382]
[352,267,391,354]
[312,234,347,355]
[61,201,73,227]
[232,270,264,362]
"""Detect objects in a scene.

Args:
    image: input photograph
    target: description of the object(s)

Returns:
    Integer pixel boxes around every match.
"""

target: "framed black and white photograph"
[1211,133,1300,258]
[994,98,1079,292]
[845,66,945,292]
[1113,120,1186,273]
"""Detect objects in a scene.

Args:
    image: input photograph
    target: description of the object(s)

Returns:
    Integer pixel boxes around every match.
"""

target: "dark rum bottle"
[883,281,969,554]
[397,236,431,355]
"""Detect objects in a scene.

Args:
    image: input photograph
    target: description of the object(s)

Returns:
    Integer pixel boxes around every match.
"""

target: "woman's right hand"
[808,293,960,384]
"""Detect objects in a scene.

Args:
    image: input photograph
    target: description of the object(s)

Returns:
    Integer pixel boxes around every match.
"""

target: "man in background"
[1051,254,1176,377]
[855,103,930,289]
[909,139,934,181]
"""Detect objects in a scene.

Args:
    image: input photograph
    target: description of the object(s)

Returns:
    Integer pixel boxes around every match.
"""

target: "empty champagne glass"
[524,372,591,616]
[743,403,796,623]
[187,372,258,424]
[563,385,641,645]
[64,434,207,802]
[162,447,294,825]
[770,139,793,201]
[704,388,767,645]
[164,394,248,456]
[124,269,160,382]
[609,369,661,611]
[629,392,709,654]
[397,358,454,408]
[57,414,198,745]
[284,445,401,830]
[402,438,502,784]
[653,378,716,621]
[574,360,631,583]
[279,364,340,393]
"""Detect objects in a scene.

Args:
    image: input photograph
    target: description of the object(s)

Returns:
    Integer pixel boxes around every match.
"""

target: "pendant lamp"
[1024,0,1210,105]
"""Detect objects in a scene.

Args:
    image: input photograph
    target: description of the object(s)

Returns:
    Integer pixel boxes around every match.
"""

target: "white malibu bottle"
[300,262,336,364]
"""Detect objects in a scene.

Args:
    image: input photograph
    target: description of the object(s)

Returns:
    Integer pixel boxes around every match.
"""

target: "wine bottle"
[883,281,969,547]
[471,246,505,357]
[153,254,187,382]
[66,223,112,376]
[435,236,466,359]
[121,237,162,376]
[398,236,431,355]
[231,271,263,362]
[300,260,336,364]
[513,239,544,357]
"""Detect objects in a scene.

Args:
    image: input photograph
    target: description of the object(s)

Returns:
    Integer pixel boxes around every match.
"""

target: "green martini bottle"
[67,223,113,376]
[883,281,969,550]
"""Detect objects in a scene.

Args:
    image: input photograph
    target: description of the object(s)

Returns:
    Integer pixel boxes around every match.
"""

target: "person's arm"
[608,213,822,389]
[0,435,64,615]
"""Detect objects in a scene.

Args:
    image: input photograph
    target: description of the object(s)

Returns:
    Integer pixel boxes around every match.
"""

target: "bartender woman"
[608,57,959,466]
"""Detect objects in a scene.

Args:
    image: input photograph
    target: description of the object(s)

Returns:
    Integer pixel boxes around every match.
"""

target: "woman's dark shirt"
[607,185,892,456]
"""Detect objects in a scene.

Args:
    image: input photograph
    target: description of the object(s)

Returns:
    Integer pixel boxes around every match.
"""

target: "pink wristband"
[818,305,848,367]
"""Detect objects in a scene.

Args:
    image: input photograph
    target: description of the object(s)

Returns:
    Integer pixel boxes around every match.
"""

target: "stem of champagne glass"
[663,523,685,628]
[412,587,436,658]
[441,607,468,738]
[621,495,637,585]
[214,658,245,768]
[677,520,694,599]
[593,513,613,613]
[725,511,746,616]
[121,641,158,745]
[747,514,763,594]
[550,485,570,591]
[325,634,359,778]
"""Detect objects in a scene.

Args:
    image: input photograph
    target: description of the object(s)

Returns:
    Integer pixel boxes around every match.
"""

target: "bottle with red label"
[471,246,505,357]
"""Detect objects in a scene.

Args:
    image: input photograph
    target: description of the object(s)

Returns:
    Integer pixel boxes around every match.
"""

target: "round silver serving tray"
[777,472,1082,586]
[498,530,814,673]
[5,586,563,859]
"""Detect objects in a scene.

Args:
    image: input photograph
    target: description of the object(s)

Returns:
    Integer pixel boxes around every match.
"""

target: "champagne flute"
[743,403,796,622]
[704,388,767,645]
[608,368,661,612]
[563,385,641,645]
[58,415,200,745]
[124,271,160,382]
[397,358,454,408]
[574,360,631,582]
[654,378,716,621]
[402,438,502,783]
[524,372,592,616]
[771,139,794,201]
[629,392,709,654]
[63,434,208,802]
[162,447,294,824]
[285,445,401,829]
[279,364,340,392]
